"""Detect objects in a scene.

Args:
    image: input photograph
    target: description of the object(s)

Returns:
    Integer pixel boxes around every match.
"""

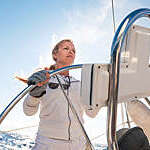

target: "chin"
[65,63,73,66]
[65,61,74,66]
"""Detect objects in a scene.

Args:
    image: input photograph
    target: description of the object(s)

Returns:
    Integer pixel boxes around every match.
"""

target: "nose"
[68,49,75,54]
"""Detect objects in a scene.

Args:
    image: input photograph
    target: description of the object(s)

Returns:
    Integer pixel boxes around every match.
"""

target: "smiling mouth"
[67,55,73,58]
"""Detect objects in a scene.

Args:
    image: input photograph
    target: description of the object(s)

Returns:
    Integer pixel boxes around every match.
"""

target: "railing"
[107,8,150,150]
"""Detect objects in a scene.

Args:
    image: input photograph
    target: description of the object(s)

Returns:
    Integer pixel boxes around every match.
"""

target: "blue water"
[0,131,107,150]
[0,131,34,150]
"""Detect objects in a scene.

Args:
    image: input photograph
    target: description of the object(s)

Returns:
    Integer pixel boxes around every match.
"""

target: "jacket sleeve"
[85,106,100,118]
[23,94,40,116]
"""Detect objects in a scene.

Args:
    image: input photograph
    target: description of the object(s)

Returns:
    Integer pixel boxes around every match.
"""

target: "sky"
[0,0,150,145]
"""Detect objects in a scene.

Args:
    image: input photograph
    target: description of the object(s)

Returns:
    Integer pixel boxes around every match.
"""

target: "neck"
[55,64,70,76]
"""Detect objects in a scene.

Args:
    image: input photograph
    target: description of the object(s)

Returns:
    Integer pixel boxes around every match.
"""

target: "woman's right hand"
[28,70,49,98]
[27,70,49,85]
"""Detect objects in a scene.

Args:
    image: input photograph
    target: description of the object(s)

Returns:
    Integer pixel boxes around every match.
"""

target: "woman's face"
[54,41,76,66]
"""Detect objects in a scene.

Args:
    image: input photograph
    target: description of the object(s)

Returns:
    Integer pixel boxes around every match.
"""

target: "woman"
[23,39,99,150]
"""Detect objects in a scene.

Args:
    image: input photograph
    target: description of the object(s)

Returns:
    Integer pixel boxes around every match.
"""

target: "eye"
[72,49,75,54]
[64,47,69,50]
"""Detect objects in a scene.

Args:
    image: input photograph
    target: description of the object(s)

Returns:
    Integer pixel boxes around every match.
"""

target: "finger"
[27,80,36,85]
[37,72,50,87]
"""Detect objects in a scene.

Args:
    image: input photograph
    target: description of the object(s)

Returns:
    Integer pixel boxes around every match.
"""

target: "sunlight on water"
[0,131,107,150]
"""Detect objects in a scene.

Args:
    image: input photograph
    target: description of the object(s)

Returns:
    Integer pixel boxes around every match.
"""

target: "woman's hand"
[28,70,50,98]
[28,70,49,85]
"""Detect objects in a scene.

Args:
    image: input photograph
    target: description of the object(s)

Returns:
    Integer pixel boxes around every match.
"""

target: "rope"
[121,103,125,128]
[124,103,131,128]
[145,97,150,107]
[2,124,38,132]
[55,75,95,150]
[90,120,133,142]
[111,0,116,33]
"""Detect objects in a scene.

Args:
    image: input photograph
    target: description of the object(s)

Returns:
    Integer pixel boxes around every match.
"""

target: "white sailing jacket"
[23,75,99,140]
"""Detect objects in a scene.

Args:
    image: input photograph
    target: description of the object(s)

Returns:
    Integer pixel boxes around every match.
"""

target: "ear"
[53,53,57,61]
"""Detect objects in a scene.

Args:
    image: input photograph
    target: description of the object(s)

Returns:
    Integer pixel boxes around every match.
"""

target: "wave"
[0,131,107,150]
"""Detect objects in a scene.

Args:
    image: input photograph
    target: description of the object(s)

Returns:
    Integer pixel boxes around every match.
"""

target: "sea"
[0,131,107,150]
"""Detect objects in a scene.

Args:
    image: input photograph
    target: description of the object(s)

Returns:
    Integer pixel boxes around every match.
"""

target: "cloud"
[38,0,144,66]
[38,34,57,68]
[49,33,59,50]
[62,0,112,45]
[41,0,114,66]
[38,54,53,68]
